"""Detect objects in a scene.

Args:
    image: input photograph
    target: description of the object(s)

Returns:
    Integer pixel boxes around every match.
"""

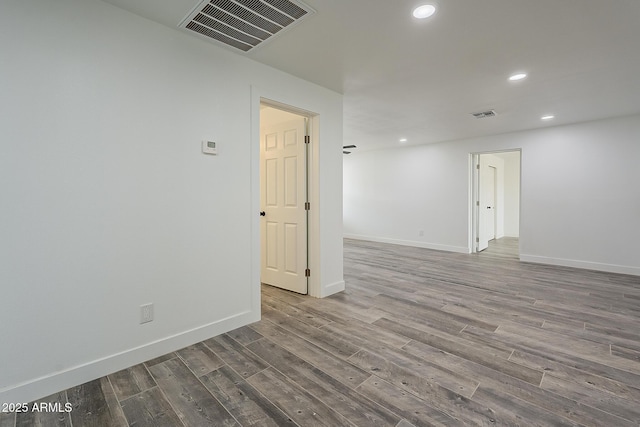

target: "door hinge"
[304,135,310,144]
[476,201,480,206]
[476,164,480,169]
[305,268,311,277]
[476,237,479,243]
[305,201,310,210]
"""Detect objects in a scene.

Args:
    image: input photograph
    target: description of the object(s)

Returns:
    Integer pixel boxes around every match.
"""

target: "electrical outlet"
[140,303,154,324]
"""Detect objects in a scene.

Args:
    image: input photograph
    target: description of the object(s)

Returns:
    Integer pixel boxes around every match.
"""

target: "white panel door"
[260,117,308,294]
[486,166,497,240]
[478,161,496,251]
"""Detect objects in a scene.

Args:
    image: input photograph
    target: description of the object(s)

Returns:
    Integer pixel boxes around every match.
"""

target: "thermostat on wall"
[202,140,217,155]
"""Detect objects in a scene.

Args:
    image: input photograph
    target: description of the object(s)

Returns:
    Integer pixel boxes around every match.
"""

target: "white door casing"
[260,117,308,294]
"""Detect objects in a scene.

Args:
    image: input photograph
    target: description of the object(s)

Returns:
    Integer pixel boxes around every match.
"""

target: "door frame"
[259,104,310,294]
[470,149,522,254]
[250,92,321,308]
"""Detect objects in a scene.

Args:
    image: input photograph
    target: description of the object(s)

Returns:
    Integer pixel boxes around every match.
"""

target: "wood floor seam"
[469,382,481,399]
[65,390,74,427]
[194,372,244,427]
[145,366,190,427]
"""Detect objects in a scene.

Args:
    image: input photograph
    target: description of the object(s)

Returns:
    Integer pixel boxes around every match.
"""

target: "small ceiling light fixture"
[541,115,555,120]
[399,138,408,143]
[509,73,527,81]
[413,4,436,19]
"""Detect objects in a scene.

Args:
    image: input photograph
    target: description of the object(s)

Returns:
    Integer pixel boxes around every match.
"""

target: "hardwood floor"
[4,237,640,426]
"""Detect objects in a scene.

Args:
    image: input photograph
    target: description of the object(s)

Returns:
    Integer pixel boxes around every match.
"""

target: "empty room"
[1,0,639,426]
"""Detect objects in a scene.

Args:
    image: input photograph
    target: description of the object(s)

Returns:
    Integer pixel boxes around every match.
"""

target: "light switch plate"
[140,303,154,324]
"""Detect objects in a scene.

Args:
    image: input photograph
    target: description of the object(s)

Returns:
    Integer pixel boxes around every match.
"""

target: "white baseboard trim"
[520,254,640,276]
[0,310,259,404]
[344,234,469,254]
[321,280,345,298]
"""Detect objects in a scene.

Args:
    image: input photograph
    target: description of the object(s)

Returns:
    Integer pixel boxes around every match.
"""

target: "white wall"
[494,151,521,237]
[344,114,640,275]
[343,143,469,253]
[0,0,343,403]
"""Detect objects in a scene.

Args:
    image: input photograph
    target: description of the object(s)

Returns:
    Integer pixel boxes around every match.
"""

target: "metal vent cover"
[180,0,315,52]
[471,110,497,119]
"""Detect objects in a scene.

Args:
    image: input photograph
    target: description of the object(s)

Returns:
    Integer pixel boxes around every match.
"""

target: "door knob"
[260,211,266,216]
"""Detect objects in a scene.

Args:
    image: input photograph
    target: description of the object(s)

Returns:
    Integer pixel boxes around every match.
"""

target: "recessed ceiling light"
[400,138,408,142]
[509,73,527,81]
[541,115,555,120]
[413,4,436,19]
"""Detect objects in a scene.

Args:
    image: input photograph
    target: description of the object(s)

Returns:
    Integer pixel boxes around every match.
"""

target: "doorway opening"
[471,150,521,257]
[259,101,313,294]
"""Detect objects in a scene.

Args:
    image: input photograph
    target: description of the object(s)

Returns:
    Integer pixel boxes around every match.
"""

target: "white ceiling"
[102,0,640,151]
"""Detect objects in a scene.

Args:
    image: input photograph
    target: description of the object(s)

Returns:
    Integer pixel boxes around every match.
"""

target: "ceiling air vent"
[180,0,315,52]
[471,110,497,119]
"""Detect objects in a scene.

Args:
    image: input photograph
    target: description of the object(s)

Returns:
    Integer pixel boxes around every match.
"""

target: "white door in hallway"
[260,117,308,294]
[478,162,497,251]
[486,166,497,241]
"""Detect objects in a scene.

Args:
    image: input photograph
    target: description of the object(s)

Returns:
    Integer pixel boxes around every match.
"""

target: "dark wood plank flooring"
[5,237,640,426]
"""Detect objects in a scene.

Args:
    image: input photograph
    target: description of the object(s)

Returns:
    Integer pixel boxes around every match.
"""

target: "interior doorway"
[260,103,310,294]
[485,165,497,242]
[472,150,521,255]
